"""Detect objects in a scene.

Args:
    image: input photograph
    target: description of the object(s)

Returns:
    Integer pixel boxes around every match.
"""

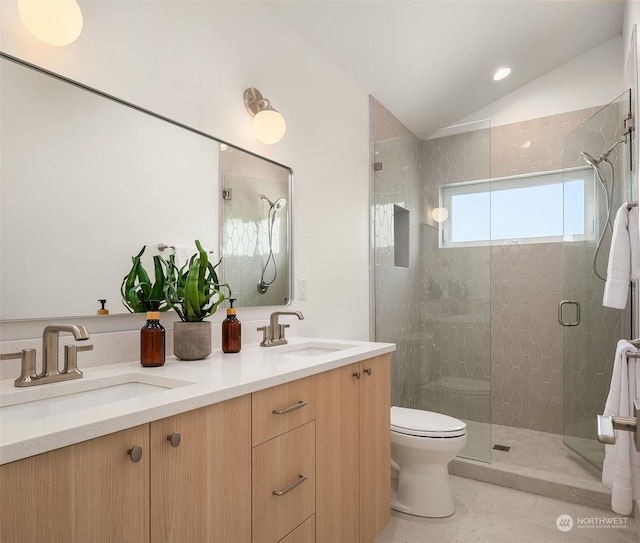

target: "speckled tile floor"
[376,475,637,543]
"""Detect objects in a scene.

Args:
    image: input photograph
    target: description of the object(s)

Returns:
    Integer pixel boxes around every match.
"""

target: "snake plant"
[120,245,170,313]
[165,240,231,322]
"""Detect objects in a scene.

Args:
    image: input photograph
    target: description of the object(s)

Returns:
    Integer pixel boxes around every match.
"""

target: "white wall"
[443,35,624,134]
[0,1,371,341]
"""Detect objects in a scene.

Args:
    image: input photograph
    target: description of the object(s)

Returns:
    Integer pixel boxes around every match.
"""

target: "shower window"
[439,167,595,247]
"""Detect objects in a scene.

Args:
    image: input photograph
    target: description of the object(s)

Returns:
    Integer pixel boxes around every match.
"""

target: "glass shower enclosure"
[561,89,633,469]
[371,103,492,463]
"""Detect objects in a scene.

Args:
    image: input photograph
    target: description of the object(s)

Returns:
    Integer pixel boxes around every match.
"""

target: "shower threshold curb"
[450,457,612,511]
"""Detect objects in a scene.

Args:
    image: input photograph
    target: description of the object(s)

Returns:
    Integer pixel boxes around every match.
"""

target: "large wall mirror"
[0,53,292,320]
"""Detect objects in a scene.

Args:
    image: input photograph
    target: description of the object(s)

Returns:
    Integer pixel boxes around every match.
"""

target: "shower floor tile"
[489,423,603,487]
[461,421,604,490]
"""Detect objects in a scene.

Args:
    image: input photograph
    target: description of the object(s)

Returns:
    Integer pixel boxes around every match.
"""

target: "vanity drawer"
[252,375,316,446]
[279,515,315,543]
[252,421,316,543]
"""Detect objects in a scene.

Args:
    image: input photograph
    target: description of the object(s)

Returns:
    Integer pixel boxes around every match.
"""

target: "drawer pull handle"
[167,432,181,448]
[364,367,372,376]
[127,445,143,463]
[353,371,361,380]
[272,400,308,415]
[272,474,308,496]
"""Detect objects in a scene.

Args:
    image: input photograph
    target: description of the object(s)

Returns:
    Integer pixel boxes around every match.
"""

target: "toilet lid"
[390,406,466,438]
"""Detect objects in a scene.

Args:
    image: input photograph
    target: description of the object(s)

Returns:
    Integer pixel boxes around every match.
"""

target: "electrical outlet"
[297,278,308,300]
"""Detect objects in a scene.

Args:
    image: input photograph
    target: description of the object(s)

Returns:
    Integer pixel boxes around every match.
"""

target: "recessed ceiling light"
[493,66,511,81]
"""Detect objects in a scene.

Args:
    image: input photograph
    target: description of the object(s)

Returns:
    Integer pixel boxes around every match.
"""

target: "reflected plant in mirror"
[121,246,171,313]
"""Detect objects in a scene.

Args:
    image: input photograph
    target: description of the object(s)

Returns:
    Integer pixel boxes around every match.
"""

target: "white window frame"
[438,166,596,248]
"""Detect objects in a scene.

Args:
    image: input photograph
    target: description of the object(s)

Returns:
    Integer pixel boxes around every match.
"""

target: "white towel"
[603,205,639,309]
[173,245,214,269]
[602,339,640,514]
[174,245,196,270]
[629,206,640,280]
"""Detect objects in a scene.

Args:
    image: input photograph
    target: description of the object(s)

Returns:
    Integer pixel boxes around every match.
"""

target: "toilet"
[390,406,467,518]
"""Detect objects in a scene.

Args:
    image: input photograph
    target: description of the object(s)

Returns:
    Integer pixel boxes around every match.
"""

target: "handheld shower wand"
[580,136,627,281]
[258,194,287,294]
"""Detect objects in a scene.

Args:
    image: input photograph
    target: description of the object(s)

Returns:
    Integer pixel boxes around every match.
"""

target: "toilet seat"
[391,406,466,438]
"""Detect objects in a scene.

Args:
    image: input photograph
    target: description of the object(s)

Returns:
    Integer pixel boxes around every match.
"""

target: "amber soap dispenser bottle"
[141,309,165,367]
[222,298,241,353]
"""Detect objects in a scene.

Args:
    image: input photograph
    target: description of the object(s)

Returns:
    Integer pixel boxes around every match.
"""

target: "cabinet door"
[0,424,149,543]
[315,362,360,543]
[359,355,391,543]
[150,395,251,543]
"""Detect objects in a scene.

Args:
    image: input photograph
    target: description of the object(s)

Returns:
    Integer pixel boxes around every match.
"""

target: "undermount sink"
[269,341,359,357]
[0,373,194,422]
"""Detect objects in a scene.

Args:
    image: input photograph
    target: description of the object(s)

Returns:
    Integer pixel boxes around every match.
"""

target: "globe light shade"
[18,0,83,46]
[432,207,449,223]
[253,109,286,145]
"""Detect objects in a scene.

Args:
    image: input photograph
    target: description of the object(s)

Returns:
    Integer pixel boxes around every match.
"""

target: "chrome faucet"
[42,324,90,376]
[258,311,305,347]
[1,324,92,387]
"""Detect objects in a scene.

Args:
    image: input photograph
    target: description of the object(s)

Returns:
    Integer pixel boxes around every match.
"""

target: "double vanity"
[0,336,394,543]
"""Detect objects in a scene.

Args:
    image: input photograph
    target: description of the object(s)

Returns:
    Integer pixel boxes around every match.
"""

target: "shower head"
[261,194,287,212]
[580,151,600,168]
[580,136,627,167]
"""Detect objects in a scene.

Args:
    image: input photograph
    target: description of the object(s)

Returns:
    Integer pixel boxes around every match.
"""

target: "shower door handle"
[558,300,580,327]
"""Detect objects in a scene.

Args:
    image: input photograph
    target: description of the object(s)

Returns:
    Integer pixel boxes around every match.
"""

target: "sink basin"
[268,341,359,357]
[0,373,194,421]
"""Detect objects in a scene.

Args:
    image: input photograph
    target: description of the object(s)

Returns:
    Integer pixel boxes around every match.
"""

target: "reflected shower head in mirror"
[261,194,287,212]
[258,194,286,295]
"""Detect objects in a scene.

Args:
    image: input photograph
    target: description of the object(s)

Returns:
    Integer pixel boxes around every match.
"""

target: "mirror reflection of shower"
[579,136,627,281]
[258,194,287,294]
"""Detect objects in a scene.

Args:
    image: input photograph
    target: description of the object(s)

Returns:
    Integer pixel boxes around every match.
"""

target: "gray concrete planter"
[173,321,212,360]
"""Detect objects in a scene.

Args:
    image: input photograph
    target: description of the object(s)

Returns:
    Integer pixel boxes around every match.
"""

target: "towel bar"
[157,243,214,254]
[597,401,640,452]
[627,200,638,209]
[628,337,640,348]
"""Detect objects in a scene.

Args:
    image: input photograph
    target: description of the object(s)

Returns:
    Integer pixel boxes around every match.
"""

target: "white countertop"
[0,337,395,465]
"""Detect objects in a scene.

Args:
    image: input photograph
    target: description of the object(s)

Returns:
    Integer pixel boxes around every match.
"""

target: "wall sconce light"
[243,87,286,144]
[18,0,84,46]
[432,207,449,223]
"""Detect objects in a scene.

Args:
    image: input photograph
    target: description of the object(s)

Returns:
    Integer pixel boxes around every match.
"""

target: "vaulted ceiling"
[269,1,626,138]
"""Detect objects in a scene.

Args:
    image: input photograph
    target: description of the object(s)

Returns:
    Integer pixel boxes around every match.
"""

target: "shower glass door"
[371,97,492,463]
[561,90,632,470]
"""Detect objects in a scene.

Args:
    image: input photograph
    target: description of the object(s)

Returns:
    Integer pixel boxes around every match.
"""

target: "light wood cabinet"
[251,377,317,543]
[0,353,389,543]
[252,421,316,543]
[358,356,391,542]
[316,354,391,543]
[151,395,251,543]
[0,396,251,543]
[0,424,150,543]
[252,375,316,446]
